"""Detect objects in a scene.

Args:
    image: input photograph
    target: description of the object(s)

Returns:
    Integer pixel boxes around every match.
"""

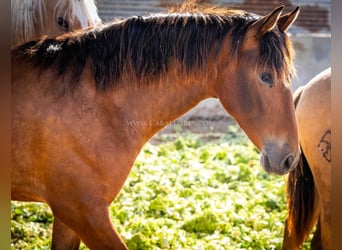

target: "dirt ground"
[149,99,238,145]
[150,115,237,144]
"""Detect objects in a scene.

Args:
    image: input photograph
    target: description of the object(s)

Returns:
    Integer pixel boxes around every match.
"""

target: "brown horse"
[12,5,300,249]
[11,0,101,47]
[283,68,331,250]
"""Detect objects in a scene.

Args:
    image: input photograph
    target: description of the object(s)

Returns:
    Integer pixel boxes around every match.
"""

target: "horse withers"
[11,0,101,47]
[283,68,331,250]
[12,4,300,249]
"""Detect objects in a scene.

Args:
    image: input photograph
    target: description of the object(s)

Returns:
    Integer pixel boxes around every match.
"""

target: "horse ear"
[251,5,284,40]
[278,6,300,32]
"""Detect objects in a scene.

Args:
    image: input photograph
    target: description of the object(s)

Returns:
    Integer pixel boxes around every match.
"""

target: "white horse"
[11,0,102,47]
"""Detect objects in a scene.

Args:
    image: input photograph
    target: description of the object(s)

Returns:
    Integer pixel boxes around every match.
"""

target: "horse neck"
[110,72,215,142]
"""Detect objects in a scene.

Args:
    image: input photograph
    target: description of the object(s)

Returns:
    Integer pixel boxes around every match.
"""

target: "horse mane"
[12,5,295,91]
[11,0,46,45]
[11,0,101,46]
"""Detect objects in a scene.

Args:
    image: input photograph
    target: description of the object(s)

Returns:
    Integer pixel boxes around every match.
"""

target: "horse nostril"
[281,154,294,170]
[260,153,271,171]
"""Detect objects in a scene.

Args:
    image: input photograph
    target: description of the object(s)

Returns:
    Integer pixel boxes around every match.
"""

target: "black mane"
[12,9,294,91]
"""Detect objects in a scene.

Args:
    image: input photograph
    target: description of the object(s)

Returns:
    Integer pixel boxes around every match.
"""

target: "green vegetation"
[11,126,312,249]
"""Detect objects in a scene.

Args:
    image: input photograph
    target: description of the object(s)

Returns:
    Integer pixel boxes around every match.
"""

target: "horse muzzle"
[260,142,300,175]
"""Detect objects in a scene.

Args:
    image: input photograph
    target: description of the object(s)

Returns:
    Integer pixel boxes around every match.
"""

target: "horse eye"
[57,17,69,30]
[259,72,274,87]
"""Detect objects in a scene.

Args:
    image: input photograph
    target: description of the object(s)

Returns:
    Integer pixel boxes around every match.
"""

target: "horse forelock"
[79,0,102,26]
[257,29,296,88]
[12,0,101,47]
[54,0,101,29]
[11,0,46,46]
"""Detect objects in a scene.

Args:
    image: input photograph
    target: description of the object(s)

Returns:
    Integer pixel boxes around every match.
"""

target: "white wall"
[291,35,331,91]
